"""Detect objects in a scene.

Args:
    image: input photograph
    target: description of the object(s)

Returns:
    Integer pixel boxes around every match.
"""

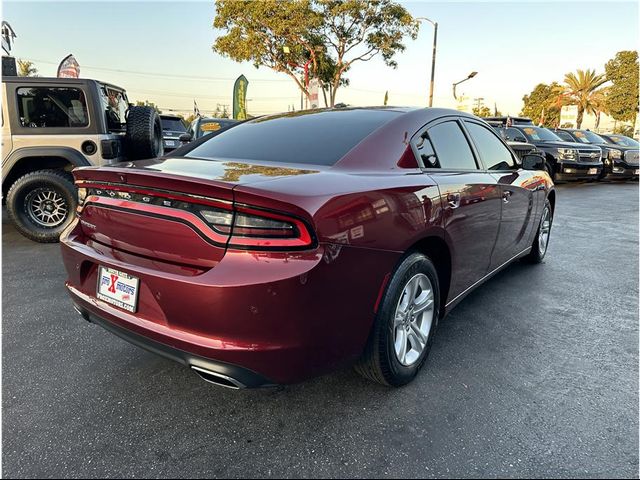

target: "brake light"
[201,204,314,249]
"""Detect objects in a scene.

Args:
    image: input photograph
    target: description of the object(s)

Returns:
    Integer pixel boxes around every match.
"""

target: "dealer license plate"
[588,168,598,175]
[97,266,139,313]
[164,140,176,147]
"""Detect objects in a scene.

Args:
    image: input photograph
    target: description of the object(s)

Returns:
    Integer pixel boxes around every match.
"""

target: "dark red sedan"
[61,107,555,388]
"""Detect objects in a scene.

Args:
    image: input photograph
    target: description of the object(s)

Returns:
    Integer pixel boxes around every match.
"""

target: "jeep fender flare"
[2,147,90,187]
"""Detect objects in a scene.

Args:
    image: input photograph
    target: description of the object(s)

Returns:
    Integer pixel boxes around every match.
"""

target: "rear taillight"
[77,183,316,250]
[200,204,314,249]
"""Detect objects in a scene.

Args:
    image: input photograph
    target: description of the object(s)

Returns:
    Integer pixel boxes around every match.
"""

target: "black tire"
[125,106,164,160]
[6,170,77,243]
[523,198,553,264]
[355,252,440,387]
[544,160,555,181]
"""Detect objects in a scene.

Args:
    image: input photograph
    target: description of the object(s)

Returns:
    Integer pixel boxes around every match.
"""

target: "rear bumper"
[555,160,602,181]
[73,299,275,388]
[61,221,401,385]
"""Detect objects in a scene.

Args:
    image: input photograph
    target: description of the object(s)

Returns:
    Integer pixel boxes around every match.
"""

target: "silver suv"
[2,76,163,242]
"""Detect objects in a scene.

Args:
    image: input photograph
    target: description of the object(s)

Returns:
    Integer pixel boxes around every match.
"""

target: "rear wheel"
[355,252,440,386]
[523,199,553,264]
[6,170,77,243]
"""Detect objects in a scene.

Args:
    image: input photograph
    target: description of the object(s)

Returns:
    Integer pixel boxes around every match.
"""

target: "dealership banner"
[233,75,248,120]
[57,54,80,78]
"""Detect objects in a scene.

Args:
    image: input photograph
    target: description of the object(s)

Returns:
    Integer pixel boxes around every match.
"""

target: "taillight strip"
[77,182,317,251]
[83,196,230,247]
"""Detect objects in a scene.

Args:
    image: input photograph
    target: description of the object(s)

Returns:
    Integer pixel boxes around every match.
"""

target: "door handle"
[447,193,461,209]
[502,190,513,203]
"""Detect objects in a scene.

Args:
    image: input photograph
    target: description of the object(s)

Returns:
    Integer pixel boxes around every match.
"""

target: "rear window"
[186,109,399,166]
[161,117,186,132]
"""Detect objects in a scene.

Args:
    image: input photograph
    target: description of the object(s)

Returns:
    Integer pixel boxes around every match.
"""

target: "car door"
[413,118,502,302]
[462,120,540,270]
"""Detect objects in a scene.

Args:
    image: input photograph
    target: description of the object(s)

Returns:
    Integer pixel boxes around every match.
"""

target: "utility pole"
[416,17,438,107]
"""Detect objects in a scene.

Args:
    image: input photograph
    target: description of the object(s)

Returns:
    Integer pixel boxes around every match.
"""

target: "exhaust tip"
[191,365,246,389]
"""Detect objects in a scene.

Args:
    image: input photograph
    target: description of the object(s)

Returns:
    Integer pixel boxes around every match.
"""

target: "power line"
[23,58,291,83]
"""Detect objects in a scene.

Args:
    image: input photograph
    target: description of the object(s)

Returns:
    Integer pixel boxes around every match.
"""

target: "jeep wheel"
[6,170,77,243]
[125,106,164,160]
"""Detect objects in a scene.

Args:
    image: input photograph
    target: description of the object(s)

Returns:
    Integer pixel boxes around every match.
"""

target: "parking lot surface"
[2,181,638,478]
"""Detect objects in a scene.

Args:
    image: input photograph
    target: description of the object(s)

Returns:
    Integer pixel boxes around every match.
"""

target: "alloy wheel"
[539,206,552,256]
[25,188,68,228]
[393,273,435,366]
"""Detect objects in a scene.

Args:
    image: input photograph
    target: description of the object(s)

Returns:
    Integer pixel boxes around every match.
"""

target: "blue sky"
[4,1,638,116]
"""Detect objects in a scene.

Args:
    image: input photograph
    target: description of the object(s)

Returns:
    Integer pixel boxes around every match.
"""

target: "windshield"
[196,119,237,138]
[605,135,639,147]
[521,126,563,142]
[572,130,606,144]
[161,117,186,132]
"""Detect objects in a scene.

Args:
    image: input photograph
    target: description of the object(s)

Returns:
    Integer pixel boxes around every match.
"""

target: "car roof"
[2,76,125,92]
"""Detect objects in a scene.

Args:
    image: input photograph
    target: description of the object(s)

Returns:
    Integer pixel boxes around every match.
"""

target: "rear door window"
[426,121,478,170]
[16,87,89,128]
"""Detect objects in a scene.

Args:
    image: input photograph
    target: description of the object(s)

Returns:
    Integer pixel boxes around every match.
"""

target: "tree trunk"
[322,87,328,108]
[576,107,584,129]
[595,111,601,129]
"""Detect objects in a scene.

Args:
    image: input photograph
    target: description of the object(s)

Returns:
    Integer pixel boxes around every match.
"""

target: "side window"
[465,122,516,170]
[555,131,574,142]
[427,121,478,170]
[16,87,89,128]
[505,128,527,143]
[413,132,438,168]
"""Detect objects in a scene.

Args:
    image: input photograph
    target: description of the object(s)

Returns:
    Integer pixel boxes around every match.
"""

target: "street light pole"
[453,71,478,100]
[416,17,438,107]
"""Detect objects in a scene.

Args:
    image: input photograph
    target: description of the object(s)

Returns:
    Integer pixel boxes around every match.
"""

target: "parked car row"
[485,117,639,182]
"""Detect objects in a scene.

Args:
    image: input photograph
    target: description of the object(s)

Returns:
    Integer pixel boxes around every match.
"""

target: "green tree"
[520,82,562,127]
[212,0,418,107]
[17,59,38,77]
[135,100,162,114]
[313,0,419,106]
[559,69,607,128]
[214,104,230,118]
[604,50,639,131]
[472,105,491,117]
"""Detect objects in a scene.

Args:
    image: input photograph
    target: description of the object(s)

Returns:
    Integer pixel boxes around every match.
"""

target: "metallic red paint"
[60,107,554,386]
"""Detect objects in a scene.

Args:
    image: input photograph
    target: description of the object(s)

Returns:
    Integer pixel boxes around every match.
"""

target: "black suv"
[159,114,187,152]
[554,129,639,180]
[486,118,602,181]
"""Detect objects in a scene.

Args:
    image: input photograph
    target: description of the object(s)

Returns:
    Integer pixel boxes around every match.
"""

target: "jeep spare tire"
[125,106,164,160]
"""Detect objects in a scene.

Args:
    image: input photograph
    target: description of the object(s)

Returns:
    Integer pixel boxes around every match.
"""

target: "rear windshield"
[161,117,186,132]
[186,109,399,166]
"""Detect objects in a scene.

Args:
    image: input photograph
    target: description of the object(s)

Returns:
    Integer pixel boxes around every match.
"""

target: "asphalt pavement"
[2,180,638,478]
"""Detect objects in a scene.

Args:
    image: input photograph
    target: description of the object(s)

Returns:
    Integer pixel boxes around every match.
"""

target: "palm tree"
[559,69,608,128]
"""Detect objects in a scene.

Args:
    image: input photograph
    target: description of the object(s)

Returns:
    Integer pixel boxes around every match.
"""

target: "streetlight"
[452,71,477,100]
[416,17,438,107]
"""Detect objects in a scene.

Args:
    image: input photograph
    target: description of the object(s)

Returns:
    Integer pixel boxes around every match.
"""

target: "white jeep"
[1,76,163,242]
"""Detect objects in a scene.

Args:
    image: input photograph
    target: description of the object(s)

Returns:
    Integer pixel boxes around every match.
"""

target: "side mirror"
[522,154,545,171]
[179,133,192,143]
